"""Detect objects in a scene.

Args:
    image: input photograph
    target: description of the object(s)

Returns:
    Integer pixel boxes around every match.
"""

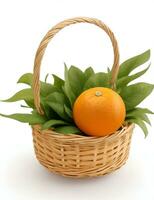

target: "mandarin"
[73,87,126,136]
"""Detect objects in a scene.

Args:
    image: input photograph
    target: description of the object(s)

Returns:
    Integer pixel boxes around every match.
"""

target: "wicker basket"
[32,17,135,178]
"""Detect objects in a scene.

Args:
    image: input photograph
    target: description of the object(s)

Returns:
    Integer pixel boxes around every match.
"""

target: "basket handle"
[33,17,120,115]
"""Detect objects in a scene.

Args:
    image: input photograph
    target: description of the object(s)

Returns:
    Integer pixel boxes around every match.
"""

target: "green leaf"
[52,74,64,89]
[131,107,154,114]
[40,83,59,97]
[17,72,60,97]
[63,64,76,106]
[47,102,65,119]
[25,100,35,108]
[64,104,73,118]
[1,88,33,102]
[55,125,81,134]
[83,72,109,90]
[46,92,66,104]
[126,118,148,137]
[60,87,72,108]
[139,114,151,125]
[41,98,59,119]
[117,64,150,89]
[0,112,46,125]
[126,107,153,126]
[126,111,151,125]
[120,83,154,111]
[68,65,85,96]
[17,73,33,85]
[84,67,94,80]
[42,119,68,130]
[118,50,150,78]
[45,73,49,83]
[46,92,71,121]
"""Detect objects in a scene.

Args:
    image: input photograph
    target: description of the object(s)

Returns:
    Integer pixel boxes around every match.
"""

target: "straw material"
[32,124,134,178]
[31,17,135,178]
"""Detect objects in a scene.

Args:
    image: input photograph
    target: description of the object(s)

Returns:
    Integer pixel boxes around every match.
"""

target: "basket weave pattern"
[31,17,135,178]
[32,124,134,178]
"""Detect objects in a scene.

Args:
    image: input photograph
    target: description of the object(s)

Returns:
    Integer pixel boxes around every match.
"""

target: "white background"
[0,0,154,199]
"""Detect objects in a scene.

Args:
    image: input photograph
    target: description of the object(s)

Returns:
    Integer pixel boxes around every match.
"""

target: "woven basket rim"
[32,123,134,141]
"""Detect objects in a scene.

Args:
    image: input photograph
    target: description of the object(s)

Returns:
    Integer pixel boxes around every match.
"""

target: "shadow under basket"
[32,123,134,178]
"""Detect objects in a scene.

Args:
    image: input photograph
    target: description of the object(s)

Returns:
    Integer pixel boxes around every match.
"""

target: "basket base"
[36,155,129,178]
[32,123,134,178]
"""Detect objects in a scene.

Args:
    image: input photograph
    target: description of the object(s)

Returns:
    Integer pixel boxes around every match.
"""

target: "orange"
[73,87,126,137]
